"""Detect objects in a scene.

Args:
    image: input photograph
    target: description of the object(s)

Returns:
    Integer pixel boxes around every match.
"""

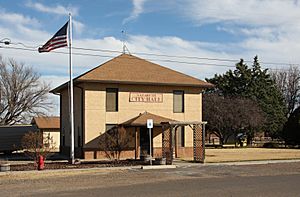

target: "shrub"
[21,131,56,168]
[99,126,130,162]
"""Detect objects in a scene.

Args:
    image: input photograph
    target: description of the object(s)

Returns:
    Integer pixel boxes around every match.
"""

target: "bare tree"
[99,126,130,162]
[203,93,265,144]
[21,131,56,168]
[0,57,51,125]
[271,65,300,117]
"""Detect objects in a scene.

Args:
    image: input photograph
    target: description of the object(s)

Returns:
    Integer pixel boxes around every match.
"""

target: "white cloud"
[0,10,51,44]
[123,0,147,24]
[73,19,85,34]
[25,2,84,35]
[26,2,79,16]
[181,0,300,27]
[0,9,39,26]
[125,35,233,77]
[178,0,300,44]
[171,0,300,65]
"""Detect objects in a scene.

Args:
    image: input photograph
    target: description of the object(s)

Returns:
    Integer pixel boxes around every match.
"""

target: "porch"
[89,112,207,164]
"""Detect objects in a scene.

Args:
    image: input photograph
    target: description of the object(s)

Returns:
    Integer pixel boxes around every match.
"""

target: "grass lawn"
[204,148,300,163]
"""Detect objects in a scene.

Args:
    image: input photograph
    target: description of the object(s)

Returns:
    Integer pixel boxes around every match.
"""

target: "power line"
[0,45,295,71]
[72,46,121,54]
[2,39,300,67]
[72,46,239,63]
[0,45,235,68]
[71,46,300,66]
[0,45,117,58]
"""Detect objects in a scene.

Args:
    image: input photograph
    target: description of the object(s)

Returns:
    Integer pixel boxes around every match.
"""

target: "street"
[1,161,300,197]
[50,174,300,197]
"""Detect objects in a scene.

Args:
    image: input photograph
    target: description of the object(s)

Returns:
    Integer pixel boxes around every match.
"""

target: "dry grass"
[205,148,300,163]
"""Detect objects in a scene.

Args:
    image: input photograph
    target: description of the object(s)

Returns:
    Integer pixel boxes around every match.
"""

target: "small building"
[51,54,212,161]
[0,125,37,154]
[31,116,60,151]
[205,131,221,146]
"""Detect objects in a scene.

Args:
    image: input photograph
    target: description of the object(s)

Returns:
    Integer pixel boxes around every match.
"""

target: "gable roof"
[120,111,174,127]
[31,117,60,129]
[51,54,213,93]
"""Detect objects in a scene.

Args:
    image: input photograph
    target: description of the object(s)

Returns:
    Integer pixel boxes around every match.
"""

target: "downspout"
[74,84,84,158]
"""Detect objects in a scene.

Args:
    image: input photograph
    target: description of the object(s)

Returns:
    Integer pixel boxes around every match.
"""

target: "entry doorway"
[140,127,153,157]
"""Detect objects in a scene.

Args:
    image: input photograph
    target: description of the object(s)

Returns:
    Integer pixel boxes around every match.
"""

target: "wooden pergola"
[161,121,207,164]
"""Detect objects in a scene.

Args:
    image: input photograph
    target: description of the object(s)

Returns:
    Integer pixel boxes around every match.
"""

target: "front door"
[140,127,152,156]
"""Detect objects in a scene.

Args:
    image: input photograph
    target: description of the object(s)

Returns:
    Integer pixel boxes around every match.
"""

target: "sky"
[1,0,300,115]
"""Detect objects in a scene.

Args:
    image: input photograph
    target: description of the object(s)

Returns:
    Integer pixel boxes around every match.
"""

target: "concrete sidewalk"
[205,159,300,166]
[173,158,300,168]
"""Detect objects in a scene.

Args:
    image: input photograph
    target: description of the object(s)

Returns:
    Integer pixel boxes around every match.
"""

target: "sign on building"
[129,92,163,103]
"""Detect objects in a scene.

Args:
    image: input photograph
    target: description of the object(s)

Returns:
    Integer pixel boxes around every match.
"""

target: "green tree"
[206,56,286,137]
[282,106,300,145]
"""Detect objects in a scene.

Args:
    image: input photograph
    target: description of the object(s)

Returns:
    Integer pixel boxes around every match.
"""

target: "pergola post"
[202,123,206,161]
[162,125,165,158]
[193,124,204,163]
[162,124,173,165]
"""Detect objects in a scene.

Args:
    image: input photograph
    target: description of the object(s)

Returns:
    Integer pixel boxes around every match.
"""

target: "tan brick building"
[51,54,212,160]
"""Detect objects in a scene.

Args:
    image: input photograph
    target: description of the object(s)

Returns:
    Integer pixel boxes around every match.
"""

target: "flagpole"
[69,13,75,164]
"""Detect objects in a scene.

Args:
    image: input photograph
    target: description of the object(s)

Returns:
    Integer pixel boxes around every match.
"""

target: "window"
[173,90,184,113]
[177,126,185,147]
[106,88,118,112]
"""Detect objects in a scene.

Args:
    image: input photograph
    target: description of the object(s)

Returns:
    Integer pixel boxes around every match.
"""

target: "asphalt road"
[1,161,300,197]
[49,174,300,197]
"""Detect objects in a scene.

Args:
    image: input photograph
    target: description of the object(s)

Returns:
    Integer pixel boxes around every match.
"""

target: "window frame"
[173,90,184,113]
[106,88,118,112]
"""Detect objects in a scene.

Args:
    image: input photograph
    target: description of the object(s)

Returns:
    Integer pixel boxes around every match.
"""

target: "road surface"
[1,161,300,196]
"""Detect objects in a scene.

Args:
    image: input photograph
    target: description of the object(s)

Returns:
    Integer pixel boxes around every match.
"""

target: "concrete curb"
[141,165,176,170]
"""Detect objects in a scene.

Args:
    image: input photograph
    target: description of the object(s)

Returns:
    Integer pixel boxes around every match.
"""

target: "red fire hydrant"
[38,155,44,170]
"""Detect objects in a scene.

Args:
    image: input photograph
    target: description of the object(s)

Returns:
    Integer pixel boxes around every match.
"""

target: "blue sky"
[1,0,300,115]
[1,1,241,42]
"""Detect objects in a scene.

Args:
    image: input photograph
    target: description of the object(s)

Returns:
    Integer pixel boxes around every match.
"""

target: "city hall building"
[51,54,212,163]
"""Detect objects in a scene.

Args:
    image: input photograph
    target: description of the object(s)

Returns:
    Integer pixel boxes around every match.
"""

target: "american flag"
[38,21,69,53]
